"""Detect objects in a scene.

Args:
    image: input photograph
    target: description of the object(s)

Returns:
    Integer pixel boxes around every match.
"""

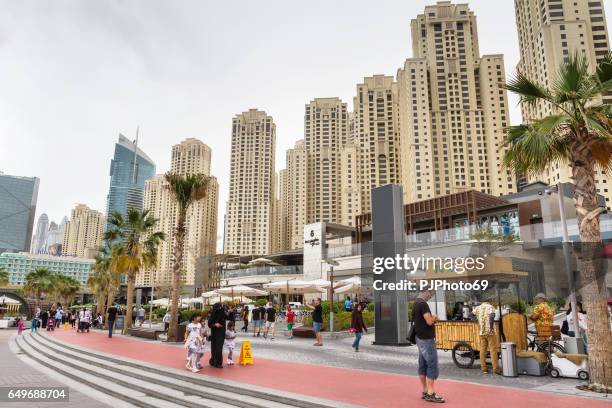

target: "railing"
[222,265,303,279]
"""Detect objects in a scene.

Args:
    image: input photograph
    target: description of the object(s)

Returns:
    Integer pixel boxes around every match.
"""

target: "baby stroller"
[46,318,55,331]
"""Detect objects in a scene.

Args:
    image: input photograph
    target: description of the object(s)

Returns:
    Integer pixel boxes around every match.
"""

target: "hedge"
[303,310,374,332]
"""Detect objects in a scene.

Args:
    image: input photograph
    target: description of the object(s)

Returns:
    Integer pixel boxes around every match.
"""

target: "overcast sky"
[1,0,610,248]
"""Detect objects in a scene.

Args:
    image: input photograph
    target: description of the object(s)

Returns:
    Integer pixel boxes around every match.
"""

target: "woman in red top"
[286,306,295,339]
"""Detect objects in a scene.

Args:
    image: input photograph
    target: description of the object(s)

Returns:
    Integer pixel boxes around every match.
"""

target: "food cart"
[414,256,529,368]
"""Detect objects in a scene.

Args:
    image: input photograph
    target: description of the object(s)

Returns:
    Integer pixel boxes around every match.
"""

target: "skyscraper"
[140,138,219,290]
[0,173,39,254]
[514,0,611,209]
[396,1,515,204]
[105,134,156,230]
[278,140,308,249]
[351,75,401,214]
[304,98,349,224]
[62,204,105,259]
[31,213,49,254]
[224,109,276,256]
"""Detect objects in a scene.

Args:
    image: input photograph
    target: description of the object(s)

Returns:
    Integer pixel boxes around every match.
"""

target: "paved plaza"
[33,327,610,407]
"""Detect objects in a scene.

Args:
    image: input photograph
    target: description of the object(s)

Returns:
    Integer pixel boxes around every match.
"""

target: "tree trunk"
[123,274,135,335]
[571,141,612,392]
[97,289,106,317]
[167,213,186,342]
[105,286,115,328]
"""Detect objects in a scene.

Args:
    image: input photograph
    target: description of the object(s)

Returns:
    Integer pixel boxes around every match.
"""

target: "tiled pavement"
[0,329,110,407]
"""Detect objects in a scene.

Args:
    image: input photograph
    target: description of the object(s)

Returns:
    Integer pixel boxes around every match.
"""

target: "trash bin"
[501,342,518,377]
[114,316,125,331]
[169,322,187,342]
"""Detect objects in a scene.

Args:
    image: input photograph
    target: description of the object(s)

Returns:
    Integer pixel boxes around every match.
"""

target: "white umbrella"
[201,290,220,298]
[334,276,362,288]
[216,285,268,297]
[248,257,280,266]
[263,280,325,294]
[185,297,203,305]
[335,282,369,295]
[0,295,20,305]
[307,279,332,289]
[150,298,170,306]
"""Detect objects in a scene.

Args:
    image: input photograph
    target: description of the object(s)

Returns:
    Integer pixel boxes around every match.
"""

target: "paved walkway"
[0,330,110,407]
[47,329,609,408]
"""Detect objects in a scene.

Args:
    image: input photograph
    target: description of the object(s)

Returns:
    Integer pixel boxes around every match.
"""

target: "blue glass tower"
[0,173,39,254]
[105,134,155,230]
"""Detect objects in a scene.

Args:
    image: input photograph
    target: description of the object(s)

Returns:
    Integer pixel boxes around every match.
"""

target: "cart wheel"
[452,342,475,368]
[550,368,560,378]
[578,371,589,381]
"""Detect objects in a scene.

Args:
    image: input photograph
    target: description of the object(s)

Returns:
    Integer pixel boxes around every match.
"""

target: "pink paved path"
[47,330,603,408]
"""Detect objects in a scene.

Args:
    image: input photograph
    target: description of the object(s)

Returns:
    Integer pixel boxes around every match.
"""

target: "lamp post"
[325,259,340,333]
[546,183,579,337]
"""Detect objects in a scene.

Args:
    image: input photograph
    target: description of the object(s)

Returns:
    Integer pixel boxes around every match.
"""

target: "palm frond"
[552,53,594,104]
[504,71,553,106]
[594,51,612,93]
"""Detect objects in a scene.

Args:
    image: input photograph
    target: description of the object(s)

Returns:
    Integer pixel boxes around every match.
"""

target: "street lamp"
[544,183,579,338]
[325,259,340,333]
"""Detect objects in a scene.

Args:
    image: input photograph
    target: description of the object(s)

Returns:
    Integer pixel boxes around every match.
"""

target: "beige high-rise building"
[304,98,349,224]
[139,139,219,289]
[339,142,362,226]
[278,140,308,249]
[351,75,401,216]
[62,204,104,259]
[224,109,276,256]
[515,0,611,210]
[397,1,515,204]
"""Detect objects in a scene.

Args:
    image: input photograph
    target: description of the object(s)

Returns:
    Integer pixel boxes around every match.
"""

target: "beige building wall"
[515,0,611,210]
[62,204,104,259]
[139,139,218,288]
[304,98,349,224]
[352,75,401,214]
[397,2,515,203]
[283,140,308,249]
[339,142,362,226]
[224,109,276,256]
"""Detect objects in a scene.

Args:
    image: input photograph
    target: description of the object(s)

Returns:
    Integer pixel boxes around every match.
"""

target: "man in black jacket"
[208,303,226,368]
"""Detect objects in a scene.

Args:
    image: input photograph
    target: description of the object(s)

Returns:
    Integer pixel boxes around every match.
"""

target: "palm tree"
[503,53,612,391]
[164,172,211,341]
[53,274,81,308]
[105,208,165,334]
[24,268,54,308]
[0,267,9,287]
[91,245,115,317]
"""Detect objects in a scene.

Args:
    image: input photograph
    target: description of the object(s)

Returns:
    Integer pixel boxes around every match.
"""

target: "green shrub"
[303,310,374,332]
[367,303,374,312]
[510,300,528,313]
[254,299,268,307]
[548,297,566,312]
[179,309,209,324]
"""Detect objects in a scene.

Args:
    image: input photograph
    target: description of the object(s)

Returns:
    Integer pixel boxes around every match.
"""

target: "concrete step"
[14,334,184,408]
[29,333,358,408]
[30,333,291,408]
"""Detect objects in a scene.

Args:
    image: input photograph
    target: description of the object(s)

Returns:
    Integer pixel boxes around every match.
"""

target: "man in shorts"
[413,289,444,403]
[306,298,323,346]
[264,302,276,340]
[252,305,261,337]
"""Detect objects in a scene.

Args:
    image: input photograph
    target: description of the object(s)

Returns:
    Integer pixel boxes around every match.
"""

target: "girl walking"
[17,318,24,335]
[225,322,237,365]
[350,304,367,352]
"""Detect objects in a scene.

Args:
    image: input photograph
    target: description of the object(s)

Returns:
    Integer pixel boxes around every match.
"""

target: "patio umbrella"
[201,290,221,298]
[263,280,324,294]
[0,295,21,305]
[150,298,170,307]
[216,285,268,297]
[334,276,362,288]
[307,279,332,289]
[248,257,280,266]
[335,281,368,295]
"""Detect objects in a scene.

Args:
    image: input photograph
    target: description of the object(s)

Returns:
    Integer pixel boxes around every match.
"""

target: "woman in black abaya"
[208,303,226,368]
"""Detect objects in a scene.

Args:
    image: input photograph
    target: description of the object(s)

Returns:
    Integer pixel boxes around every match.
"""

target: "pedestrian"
[54,307,63,328]
[252,305,261,337]
[136,305,146,327]
[258,304,266,336]
[69,310,76,329]
[350,303,367,352]
[264,302,276,340]
[31,308,41,333]
[185,313,204,369]
[208,303,226,368]
[17,318,24,335]
[286,305,295,340]
[107,304,118,338]
[473,297,500,374]
[306,298,324,346]
[39,308,47,329]
[77,308,85,332]
[225,321,237,365]
[163,310,171,333]
[413,289,444,403]
[242,306,249,333]
[84,309,92,332]
[529,293,553,333]
[565,301,588,352]
[344,296,353,312]
[184,315,204,373]
[46,313,55,331]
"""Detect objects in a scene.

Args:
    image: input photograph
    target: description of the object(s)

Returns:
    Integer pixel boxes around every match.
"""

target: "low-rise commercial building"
[0,252,94,286]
